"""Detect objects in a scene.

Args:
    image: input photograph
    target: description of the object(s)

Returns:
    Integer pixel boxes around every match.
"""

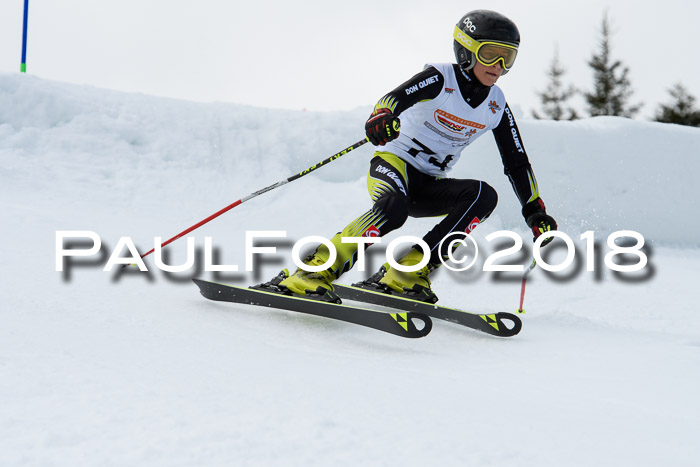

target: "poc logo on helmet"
[455,31,473,47]
[462,17,477,33]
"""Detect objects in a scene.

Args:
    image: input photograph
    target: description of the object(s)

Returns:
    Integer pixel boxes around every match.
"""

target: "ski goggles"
[453,26,518,70]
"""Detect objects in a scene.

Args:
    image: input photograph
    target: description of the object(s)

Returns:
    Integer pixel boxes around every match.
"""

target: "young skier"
[268,9,558,303]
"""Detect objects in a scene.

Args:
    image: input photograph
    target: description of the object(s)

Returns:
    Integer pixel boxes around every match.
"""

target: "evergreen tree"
[654,83,700,127]
[585,13,641,117]
[533,45,578,120]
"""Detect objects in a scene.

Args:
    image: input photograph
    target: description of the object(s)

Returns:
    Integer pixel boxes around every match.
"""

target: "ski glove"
[365,108,400,146]
[522,198,558,247]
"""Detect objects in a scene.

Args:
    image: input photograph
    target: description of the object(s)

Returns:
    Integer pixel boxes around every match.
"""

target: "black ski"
[193,279,432,339]
[334,284,522,337]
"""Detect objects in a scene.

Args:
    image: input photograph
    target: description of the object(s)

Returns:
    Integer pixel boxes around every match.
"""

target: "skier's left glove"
[522,198,558,247]
[365,108,400,146]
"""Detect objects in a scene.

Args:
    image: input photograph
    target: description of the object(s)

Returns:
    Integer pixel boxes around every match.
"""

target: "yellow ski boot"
[272,232,358,302]
[277,250,339,302]
[359,248,439,303]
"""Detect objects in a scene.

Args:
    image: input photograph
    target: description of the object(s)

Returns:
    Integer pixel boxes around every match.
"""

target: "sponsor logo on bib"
[434,109,485,135]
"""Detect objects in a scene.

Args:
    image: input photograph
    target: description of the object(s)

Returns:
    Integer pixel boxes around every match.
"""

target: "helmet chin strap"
[458,62,493,89]
[458,64,473,82]
[455,48,475,78]
[457,51,476,78]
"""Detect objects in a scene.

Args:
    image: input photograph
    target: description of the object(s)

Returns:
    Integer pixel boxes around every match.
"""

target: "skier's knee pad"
[373,192,409,233]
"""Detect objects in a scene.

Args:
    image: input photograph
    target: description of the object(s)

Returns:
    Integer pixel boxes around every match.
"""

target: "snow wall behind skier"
[1,73,698,247]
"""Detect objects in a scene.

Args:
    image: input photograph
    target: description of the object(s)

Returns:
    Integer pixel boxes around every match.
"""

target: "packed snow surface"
[1,73,699,466]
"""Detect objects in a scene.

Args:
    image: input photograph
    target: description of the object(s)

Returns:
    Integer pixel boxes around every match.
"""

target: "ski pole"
[517,258,536,313]
[134,137,371,263]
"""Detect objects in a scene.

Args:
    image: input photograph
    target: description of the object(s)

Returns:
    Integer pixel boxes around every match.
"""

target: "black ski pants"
[366,152,498,264]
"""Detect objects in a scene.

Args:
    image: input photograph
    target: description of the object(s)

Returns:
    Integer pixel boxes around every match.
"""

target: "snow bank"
[2,73,698,245]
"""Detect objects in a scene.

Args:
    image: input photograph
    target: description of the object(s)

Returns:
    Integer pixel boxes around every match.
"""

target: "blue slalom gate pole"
[21,0,29,72]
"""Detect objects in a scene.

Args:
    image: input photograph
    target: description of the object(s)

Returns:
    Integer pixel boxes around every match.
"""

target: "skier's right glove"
[522,198,558,247]
[365,108,400,146]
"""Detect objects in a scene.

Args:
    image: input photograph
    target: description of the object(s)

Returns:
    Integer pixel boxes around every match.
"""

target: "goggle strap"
[453,25,477,51]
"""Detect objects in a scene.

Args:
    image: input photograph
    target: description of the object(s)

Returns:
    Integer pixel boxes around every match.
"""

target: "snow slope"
[1,73,699,467]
